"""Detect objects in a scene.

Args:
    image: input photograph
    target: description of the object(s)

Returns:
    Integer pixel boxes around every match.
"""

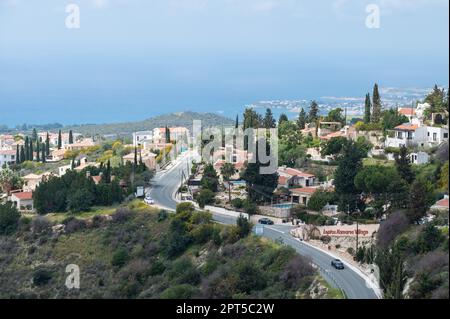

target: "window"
[433,133,437,141]
[444,133,449,139]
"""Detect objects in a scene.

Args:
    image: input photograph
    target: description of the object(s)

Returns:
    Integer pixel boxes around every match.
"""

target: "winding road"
[149,152,379,299]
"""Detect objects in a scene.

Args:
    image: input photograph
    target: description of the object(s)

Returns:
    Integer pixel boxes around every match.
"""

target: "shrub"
[160,284,198,299]
[280,255,315,289]
[195,189,215,209]
[112,208,134,223]
[112,247,129,267]
[347,247,355,256]
[231,198,244,209]
[32,216,52,235]
[176,202,195,215]
[158,210,168,222]
[243,199,258,215]
[33,268,53,286]
[63,217,87,234]
[0,202,20,235]
[320,236,331,244]
[377,211,409,249]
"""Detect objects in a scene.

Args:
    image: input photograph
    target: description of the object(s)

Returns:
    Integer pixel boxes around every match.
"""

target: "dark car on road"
[331,259,345,270]
[258,218,274,225]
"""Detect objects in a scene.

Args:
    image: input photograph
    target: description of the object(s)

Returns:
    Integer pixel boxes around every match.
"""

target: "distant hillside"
[64,112,235,137]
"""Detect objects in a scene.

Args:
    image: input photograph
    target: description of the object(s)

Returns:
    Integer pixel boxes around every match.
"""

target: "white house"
[10,191,34,212]
[133,131,153,147]
[277,167,316,189]
[0,150,16,167]
[385,123,448,149]
[410,152,429,165]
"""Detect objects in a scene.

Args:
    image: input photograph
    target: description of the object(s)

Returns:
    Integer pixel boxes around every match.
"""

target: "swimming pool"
[272,203,295,209]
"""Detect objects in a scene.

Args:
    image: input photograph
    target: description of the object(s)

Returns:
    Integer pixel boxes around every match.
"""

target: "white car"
[144,197,155,205]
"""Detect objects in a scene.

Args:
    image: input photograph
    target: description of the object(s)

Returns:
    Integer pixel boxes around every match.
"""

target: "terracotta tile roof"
[278,167,315,178]
[394,124,419,131]
[12,192,33,200]
[435,198,449,208]
[278,176,289,185]
[0,150,16,155]
[398,108,416,116]
[320,131,346,140]
[290,187,319,195]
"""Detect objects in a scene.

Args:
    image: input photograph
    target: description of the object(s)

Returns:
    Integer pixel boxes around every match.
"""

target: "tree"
[364,93,372,124]
[45,132,50,155]
[36,140,40,162]
[104,159,112,183]
[326,108,345,125]
[69,130,74,144]
[308,101,319,123]
[29,138,33,161]
[263,108,276,129]
[57,130,62,149]
[321,137,347,158]
[32,128,38,142]
[407,179,433,224]
[24,136,29,161]
[235,115,239,129]
[439,161,449,192]
[334,140,364,212]
[297,108,307,129]
[20,146,25,164]
[201,164,219,192]
[278,113,289,126]
[0,167,22,194]
[381,109,409,131]
[307,190,335,212]
[165,126,171,143]
[395,146,415,184]
[221,162,236,203]
[134,147,138,166]
[195,189,215,209]
[0,202,20,235]
[15,144,20,165]
[372,83,382,123]
[241,140,279,203]
[236,214,251,238]
[41,146,46,163]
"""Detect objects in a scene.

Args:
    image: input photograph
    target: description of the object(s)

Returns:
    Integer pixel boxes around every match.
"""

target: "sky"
[0,0,448,126]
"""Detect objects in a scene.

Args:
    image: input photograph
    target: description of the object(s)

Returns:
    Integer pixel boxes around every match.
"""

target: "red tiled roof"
[278,176,289,185]
[290,187,318,195]
[12,192,33,200]
[320,131,345,141]
[399,108,416,116]
[395,124,419,131]
[435,198,449,208]
[0,150,16,155]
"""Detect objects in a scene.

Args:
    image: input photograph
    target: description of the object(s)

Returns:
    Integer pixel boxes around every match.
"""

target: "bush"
[195,189,215,209]
[377,211,409,249]
[320,236,331,244]
[243,199,258,215]
[112,247,129,267]
[0,202,20,235]
[231,198,244,209]
[32,216,52,235]
[158,210,169,222]
[63,216,87,234]
[160,284,198,299]
[33,268,53,286]
[176,202,196,215]
[112,208,134,223]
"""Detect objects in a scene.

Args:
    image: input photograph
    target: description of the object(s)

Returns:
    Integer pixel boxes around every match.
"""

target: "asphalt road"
[149,153,379,299]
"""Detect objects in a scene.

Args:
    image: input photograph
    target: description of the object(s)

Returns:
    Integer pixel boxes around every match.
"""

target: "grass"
[316,276,346,299]
[363,158,394,167]
[45,206,119,223]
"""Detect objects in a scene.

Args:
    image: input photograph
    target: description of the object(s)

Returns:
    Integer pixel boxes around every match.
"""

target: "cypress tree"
[278,114,289,126]
[29,138,33,161]
[364,93,372,124]
[20,146,25,164]
[165,126,170,143]
[24,136,29,161]
[36,141,40,162]
[57,130,62,149]
[372,83,382,123]
[297,108,307,129]
[32,128,38,142]
[235,115,239,129]
[41,146,46,163]
[263,108,276,129]
[46,132,50,156]
[69,130,73,144]
[16,144,20,165]
[134,147,138,166]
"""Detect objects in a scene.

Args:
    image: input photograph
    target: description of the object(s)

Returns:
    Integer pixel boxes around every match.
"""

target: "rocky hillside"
[0,201,342,299]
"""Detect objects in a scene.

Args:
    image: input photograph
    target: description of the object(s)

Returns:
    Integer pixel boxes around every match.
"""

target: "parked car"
[144,196,155,205]
[331,259,345,270]
[258,218,274,225]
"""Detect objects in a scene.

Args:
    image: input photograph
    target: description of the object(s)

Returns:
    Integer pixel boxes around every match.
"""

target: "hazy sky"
[0,0,448,126]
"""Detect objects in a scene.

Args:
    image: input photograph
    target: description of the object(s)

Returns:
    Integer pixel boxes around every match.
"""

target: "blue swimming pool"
[272,203,295,209]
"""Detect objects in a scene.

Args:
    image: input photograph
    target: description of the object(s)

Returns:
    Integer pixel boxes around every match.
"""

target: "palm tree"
[220,162,237,203]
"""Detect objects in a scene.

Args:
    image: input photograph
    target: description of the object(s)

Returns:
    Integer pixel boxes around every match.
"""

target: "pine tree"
[263,108,276,129]
[372,83,382,123]
[308,101,319,123]
[278,114,289,126]
[395,146,415,184]
[57,130,62,149]
[69,130,73,144]
[364,93,372,124]
[297,108,307,129]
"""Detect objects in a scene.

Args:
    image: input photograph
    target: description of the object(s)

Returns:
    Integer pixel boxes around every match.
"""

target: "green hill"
[64,111,235,137]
